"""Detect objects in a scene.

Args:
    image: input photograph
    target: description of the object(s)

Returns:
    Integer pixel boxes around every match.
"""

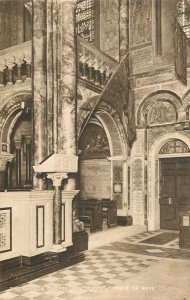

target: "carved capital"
[58,0,77,4]
[0,154,14,172]
[47,172,68,187]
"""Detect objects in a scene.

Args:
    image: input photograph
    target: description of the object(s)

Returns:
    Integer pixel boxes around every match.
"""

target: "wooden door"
[160,157,190,229]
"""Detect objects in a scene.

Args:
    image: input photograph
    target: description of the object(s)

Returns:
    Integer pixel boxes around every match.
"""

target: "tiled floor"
[0,249,158,300]
[1,230,190,300]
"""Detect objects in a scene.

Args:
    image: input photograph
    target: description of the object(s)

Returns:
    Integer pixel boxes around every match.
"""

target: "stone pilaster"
[119,0,129,61]
[33,0,47,190]
[57,0,77,156]
[47,173,68,248]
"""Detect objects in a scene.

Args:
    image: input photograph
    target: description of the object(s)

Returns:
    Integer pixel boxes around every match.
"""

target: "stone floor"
[0,230,190,300]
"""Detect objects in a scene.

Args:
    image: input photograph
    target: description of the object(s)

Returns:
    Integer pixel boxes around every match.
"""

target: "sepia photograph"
[0,0,190,299]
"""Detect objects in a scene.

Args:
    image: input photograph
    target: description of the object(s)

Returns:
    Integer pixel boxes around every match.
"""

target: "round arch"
[148,132,190,231]
[0,91,32,153]
[78,99,129,215]
[137,90,182,127]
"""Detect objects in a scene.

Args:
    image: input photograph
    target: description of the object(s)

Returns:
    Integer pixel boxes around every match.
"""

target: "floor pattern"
[123,230,180,249]
[0,249,158,300]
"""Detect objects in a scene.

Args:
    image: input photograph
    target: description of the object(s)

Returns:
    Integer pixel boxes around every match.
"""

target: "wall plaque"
[80,160,111,199]
[0,207,12,253]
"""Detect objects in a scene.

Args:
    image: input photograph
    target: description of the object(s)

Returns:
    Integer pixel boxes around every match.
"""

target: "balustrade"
[0,41,31,87]
[0,37,118,88]
[78,36,118,87]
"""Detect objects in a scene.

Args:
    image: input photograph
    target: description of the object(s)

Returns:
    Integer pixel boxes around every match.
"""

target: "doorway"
[159,157,190,229]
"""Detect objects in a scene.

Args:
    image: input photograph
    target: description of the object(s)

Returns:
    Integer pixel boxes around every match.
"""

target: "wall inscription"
[80,160,111,199]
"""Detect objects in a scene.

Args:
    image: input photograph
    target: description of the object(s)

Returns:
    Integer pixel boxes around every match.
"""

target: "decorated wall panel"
[129,0,152,47]
[0,208,12,253]
[100,0,119,60]
[113,161,123,209]
[148,102,177,125]
[132,158,144,219]
[78,123,110,159]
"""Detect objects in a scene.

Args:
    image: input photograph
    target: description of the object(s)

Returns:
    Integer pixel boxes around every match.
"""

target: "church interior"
[0,0,190,299]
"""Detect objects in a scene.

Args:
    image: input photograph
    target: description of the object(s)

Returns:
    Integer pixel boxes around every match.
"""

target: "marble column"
[56,0,78,192]
[14,140,22,187]
[57,0,77,156]
[47,173,68,248]
[33,0,47,189]
[119,0,129,61]
[25,136,32,185]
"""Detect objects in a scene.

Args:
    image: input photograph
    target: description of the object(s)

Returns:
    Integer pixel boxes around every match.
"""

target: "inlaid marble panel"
[0,208,12,253]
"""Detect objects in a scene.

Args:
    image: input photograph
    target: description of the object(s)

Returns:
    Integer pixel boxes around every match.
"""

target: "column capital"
[47,172,68,186]
[58,0,77,4]
[0,154,14,172]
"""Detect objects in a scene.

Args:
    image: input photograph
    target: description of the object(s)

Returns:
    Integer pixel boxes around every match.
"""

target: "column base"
[51,244,67,253]
[15,80,22,84]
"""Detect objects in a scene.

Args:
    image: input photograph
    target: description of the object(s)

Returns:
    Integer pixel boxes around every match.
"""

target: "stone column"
[57,0,77,156]
[47,173,68,248]
[14,57,23,84]
[33,0,47,189]
[119,0,129,61]
[6,63,14,86]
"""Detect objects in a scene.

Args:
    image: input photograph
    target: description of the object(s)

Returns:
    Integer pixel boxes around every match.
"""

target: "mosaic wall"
[79,123,110,159]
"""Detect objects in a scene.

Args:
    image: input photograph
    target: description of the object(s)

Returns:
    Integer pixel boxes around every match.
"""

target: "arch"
[137,90,182,127]
[0,91,32,152]
[78,98,129,214]
[182,89,190,110]
[148,132,190,231]
[78,98,128,156]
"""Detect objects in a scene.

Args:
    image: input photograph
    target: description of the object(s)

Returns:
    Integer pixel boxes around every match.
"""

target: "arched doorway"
[148,134,190,231]
[159,139,190,229]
